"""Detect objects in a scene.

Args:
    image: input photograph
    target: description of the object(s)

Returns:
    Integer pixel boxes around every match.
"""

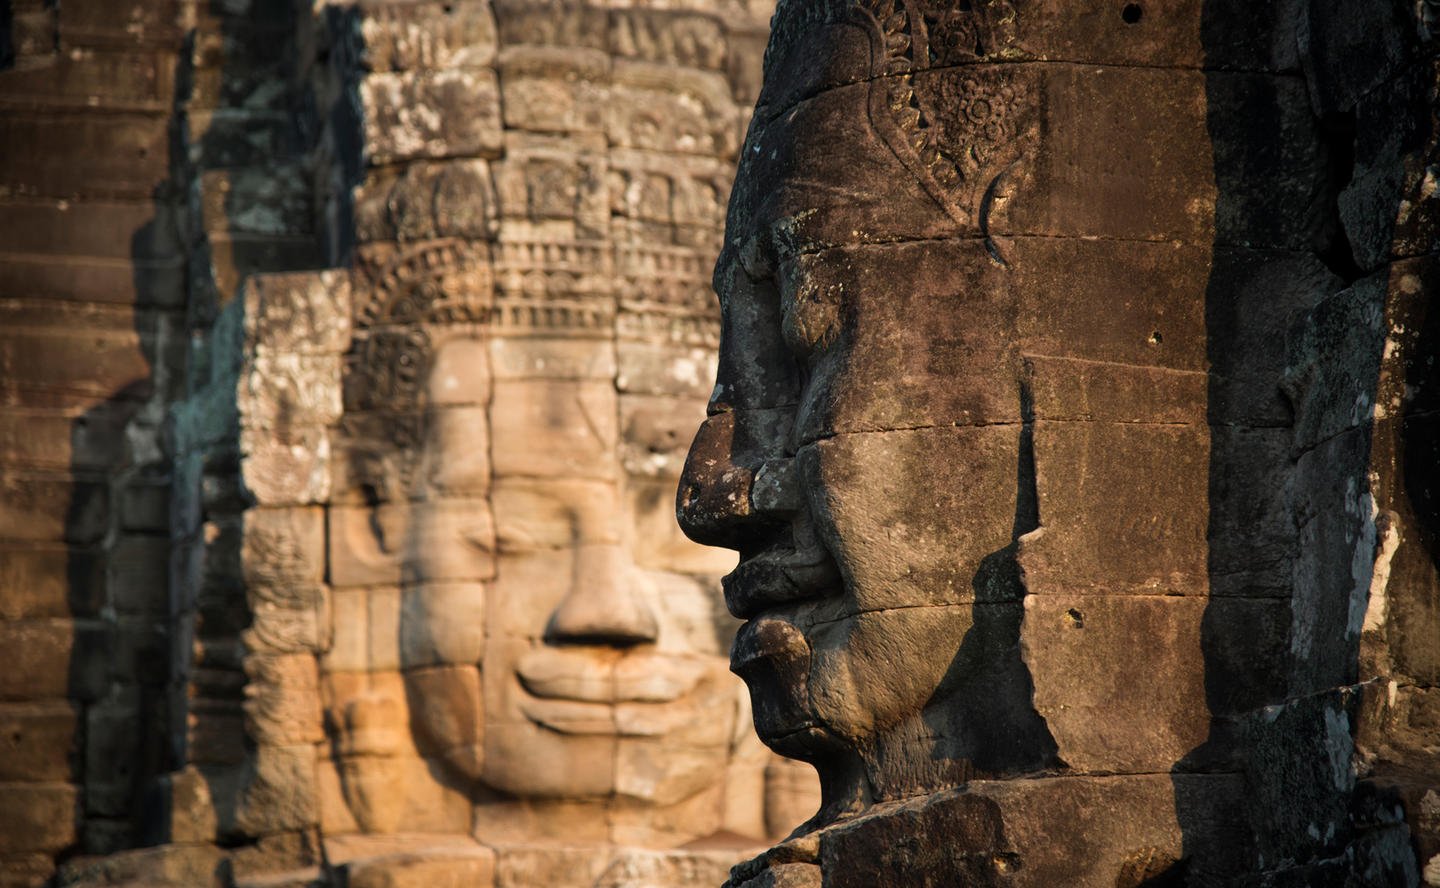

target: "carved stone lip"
[517,648,708,705]
[722,545,839,620]
[730,614,809,675]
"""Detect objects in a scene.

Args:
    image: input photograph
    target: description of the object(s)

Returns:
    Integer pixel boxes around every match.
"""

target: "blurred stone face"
[677,1,1057,819]
[477,337,740,818]
[317,0,823,852]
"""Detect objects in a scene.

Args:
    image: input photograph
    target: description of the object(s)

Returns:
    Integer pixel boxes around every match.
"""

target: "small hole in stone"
[1149,330,1163,345]
[1066,608,1085,628]
[1122,3,1143,24]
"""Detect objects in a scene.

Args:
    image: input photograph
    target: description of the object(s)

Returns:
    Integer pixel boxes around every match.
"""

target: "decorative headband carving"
[767,0,1033,241]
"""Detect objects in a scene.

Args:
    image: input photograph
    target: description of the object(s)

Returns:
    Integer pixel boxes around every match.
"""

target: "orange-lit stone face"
[477,346,741,824]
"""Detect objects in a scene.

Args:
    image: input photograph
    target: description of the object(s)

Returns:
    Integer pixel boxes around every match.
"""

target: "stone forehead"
[765,0,1022,76]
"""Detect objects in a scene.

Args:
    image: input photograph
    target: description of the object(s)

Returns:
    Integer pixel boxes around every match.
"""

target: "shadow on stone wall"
[57,0,359,873]
[1168,0,1437,882]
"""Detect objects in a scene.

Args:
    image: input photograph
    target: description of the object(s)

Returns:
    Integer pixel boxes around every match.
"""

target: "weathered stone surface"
[59,844,225,887]
[343,846,496,888]
[0,703,78,783]
[240,423,331,507]
[361,69,503,165]
[672,2,1440,885]
[398,584,485,667]
[0,620,111,702]
[239,353,343,430]
[241,507,326,588]
[359,2,500,73]
[0,783,77,853]
[0,546,104,620]
[242,655,324,747]
[243,272,353,356]
[234,744,319,837]
[1021,421,1210,596]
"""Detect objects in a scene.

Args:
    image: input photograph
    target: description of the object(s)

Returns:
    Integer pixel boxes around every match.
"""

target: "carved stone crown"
[766,0,1033,234]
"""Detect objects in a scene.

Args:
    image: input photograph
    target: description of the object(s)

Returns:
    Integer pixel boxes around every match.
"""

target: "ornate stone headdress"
[341,235,720,492]
[766,0,1034,236]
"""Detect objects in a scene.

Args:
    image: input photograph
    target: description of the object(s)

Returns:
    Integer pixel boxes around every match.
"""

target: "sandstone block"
[359,1,499,72]
[344,847,496,888]
[1285,272,1388,453]
[490,379,618,479]
[398,583,485,667]
[401,500,497,584]
[235,744,319,837]
[0,545,103,620]
[391,754,473,834]
[163,765,221,844]
[243,271,353,355]
[362,69,503,165]
[240,423,331,507]
[243,588,331,657]
[493,846,608,888]
[615,343,716,398]
[420,407,491,497]
[0,702,78,783]
[807,774,1246,887]
[487,336,615,381]
[119,480,170,533]
[802,425,1021,612]
[327,502,407,588]
[354,159,498,244]
[608,62,737,158]
[0,619,111,702]
[0,409,126,474]
[0,111,169,199]
[325,588,370,674]
[1023,421,1210,596]
[594,848,742,888]
[239,352,343,430]
[55,842,225,888]
[107,535,170,616]
[1022,595,1284,773]
[402,665,483,775]
[242,507,326,588]
[83,688,152,817]
[0,472,108,544]
[243,654,324,747]
[497,46,608,135]
[1289,430,1374,698]
[0,853,54,888]
[0,782,77,853]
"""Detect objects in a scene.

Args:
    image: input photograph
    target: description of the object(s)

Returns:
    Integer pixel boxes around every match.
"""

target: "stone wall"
[0,4,198,885]
[0,2,359,885]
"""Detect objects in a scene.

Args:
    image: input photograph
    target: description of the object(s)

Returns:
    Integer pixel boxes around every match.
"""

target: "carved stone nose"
[677,412,758,549]
[545,542,658,646]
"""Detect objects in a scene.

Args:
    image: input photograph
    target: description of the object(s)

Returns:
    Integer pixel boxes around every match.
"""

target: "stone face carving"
[677,1,1440,885]
[678,0,1060,833]
[312,0,819,867]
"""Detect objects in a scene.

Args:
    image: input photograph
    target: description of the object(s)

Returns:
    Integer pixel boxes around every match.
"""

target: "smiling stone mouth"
[723,544,841,620]
[516,648,710,704]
